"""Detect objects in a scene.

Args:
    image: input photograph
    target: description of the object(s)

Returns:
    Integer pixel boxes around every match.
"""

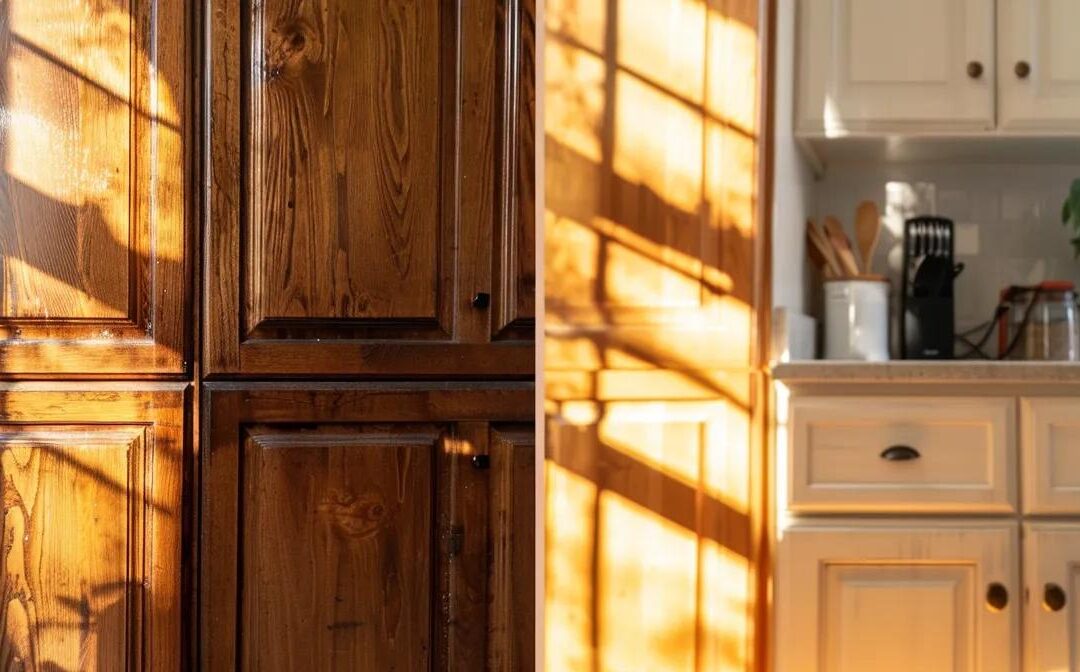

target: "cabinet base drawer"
[789,396,1016,513]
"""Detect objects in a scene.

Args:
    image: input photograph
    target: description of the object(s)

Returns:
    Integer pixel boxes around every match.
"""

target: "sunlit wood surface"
[545,0,766,669]
[0,0,187,374]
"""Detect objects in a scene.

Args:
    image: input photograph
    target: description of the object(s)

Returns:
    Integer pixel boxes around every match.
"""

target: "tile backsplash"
[814,163,1080,357]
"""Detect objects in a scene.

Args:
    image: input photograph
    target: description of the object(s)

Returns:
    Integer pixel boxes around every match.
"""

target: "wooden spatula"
[823,216,861,277]
[806,219,841,277]
[854,201,881,274]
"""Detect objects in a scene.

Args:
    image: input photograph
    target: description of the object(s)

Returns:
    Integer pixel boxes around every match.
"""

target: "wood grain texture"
[242,424,438,671]
[494,0,537,341]
[0,0,188,375]
[435,422,490,670]
[247,0,441,328]
[205,0,533,377]
[199,383,534,671]
[488,425,535,671]
[0,384,185,671]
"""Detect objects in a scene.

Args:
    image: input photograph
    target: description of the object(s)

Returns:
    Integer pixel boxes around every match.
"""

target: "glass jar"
[1005,283,1080,361]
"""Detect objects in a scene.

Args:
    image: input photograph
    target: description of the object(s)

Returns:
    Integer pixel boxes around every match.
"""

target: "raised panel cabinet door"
[0,384,185,671]
[797,0,995,133]
[0,0,188,375]
[1023,523,1080,672]
[199,383,534,671]
[775,521,1019,672]
[1021,398,1080,514]
[205,0,535,378]
[999,0,1080,130]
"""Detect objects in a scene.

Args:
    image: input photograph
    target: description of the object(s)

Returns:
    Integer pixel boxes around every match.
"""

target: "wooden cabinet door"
[0,0,188,375]
[199,383,533,671]
[998,0,1080,131]
[205,0,534,378]
[1022,523,1080,672]
[797,0,995,133]
[776,521,1019,672]
[0,384,185,670]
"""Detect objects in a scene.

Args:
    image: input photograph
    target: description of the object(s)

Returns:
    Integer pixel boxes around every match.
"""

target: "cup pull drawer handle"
[880,445,921,461]
[1044,583,1067,612]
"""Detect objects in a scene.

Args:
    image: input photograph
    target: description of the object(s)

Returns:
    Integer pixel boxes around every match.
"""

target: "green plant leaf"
[1065,199,1073,225]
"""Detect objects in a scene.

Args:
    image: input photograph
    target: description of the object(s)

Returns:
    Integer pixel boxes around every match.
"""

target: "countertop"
[771,360,1080,383]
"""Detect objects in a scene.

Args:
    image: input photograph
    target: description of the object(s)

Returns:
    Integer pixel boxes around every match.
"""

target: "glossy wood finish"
[199,382,533,671]
[0,383,185,670]
[0,0,188,375]
[205,0,534,377]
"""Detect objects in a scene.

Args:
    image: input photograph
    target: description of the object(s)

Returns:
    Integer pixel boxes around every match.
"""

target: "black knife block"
[901,216,957,360]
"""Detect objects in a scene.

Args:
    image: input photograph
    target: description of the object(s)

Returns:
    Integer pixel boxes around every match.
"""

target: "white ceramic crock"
[824,278,889,361]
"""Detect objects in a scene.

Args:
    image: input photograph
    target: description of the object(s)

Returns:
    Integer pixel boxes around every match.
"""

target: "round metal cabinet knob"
[1044,583,1067,612]
[1015,61,1031,79]
[967,61,984,79]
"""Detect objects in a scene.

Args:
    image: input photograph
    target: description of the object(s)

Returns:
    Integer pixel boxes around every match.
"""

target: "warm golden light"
[545,0,763,667]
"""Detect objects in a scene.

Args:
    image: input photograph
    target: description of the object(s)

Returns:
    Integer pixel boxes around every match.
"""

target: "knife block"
[901,216,957,360]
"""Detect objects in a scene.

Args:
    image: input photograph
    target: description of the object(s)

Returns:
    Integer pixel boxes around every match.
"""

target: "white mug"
[824,278,889,361]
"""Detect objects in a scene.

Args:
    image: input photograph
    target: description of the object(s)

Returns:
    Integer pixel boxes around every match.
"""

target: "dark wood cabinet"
[0,0,189,376]
[200,383,534,671]
[0,384,186,670]
[0,0,534,668]
[205,0,534,378]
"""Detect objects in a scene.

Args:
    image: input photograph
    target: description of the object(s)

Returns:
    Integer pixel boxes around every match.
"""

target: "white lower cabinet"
[776,520,1019,672]
[1023,523,1080,672]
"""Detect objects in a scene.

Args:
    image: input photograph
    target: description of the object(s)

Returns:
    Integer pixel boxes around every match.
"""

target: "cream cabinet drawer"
[1021,398,1080,514]
[789,397,1016,513]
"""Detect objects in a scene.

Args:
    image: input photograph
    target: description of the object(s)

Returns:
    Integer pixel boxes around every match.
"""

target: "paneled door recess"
[0,0,189,376]
[200,383,534,671]
[205,0,535,378]
[0,384,186,671]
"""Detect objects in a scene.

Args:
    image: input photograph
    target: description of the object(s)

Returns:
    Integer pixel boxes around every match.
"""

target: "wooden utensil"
[823,216,861,276]
[854,201,881,274]
[806,219,841,277]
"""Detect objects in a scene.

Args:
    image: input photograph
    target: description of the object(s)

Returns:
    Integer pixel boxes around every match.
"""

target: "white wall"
[814,162,1080,349]
[771,0,816,314]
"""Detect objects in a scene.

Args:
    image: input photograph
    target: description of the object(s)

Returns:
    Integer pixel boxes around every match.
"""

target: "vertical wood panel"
[247,0,441,328]
[206,0,533,377]
[0,428,141,671]
[0,0,187,374]
[0,385,184,672]
[494,0,538,339]
[200,384,534,671]
[0,0,187,375]
[241,425,438,671]
[489,425,537,670]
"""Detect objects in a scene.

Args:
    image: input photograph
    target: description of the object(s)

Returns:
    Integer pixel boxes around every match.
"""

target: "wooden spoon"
[854,201,881,274]
[806,219,841,277]
[823,216,861,277]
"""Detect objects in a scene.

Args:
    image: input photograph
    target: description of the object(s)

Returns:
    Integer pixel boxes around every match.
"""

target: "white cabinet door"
[797,0,995,134]
[1021,398,1080,514]
[998,0,1080,131]
[1023,524,1080,672]
[776,520,1019,672]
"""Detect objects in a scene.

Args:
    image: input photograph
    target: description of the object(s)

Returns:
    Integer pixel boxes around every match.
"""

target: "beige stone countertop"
[771,360,1080,383]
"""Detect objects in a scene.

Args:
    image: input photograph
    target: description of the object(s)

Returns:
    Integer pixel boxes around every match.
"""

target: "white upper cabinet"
[998,0,1080,131]
[797,0,1080,136]
[797,0,996,134]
